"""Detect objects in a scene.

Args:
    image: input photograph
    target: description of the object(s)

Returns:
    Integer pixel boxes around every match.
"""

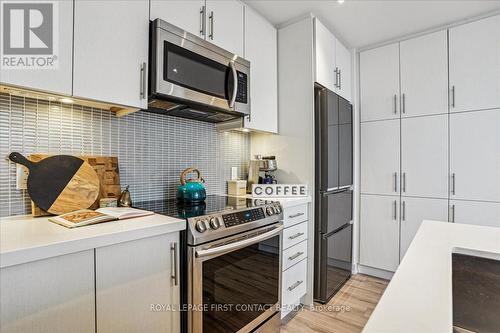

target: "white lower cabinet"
[450,200,500,228]
[400,197,448,259]
[360,195,400,272]
[281,205,309,319]
[96,233,180,333]
[0,251,95,333]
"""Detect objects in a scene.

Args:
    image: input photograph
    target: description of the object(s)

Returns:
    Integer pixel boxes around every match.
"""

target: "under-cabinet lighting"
[338,0,345,4]
[59,98,74,104]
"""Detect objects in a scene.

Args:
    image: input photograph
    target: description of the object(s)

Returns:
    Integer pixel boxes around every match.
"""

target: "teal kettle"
[177,168,206,203]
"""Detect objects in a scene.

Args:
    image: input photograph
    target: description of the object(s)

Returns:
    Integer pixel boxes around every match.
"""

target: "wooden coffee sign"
[252,184,308,198]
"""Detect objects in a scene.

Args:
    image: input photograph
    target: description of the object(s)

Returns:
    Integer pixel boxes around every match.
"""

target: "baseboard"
[357,264,394,280]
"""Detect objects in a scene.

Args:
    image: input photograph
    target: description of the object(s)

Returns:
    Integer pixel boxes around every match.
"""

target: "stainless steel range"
[134,195,283,333]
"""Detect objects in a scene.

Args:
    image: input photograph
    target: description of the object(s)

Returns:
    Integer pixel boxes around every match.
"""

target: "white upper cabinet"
[314,19,336,91]
[205,1,244,56]
[73,0,149,109]
[150,0,205,38]
[400,30,448,117]
[0,0,73,95]
[335,39,351,101]
[360,43,400,122]
[450,109,500,203]
[401,115,448,199]
[361,119,400,196]
[449,15,500,113]
[244,7,278,133]
[314,18,352,101]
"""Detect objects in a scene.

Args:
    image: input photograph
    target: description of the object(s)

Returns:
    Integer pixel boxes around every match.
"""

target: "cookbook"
[49,207,154,228]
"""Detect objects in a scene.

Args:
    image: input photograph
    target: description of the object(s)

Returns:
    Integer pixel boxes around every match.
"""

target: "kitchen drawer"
[282,258,307,307]
[282,240,308,271]
[283,222,308,250]
[283,204,308,227]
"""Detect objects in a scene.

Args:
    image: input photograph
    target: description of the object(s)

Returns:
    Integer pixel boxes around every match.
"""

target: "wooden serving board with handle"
[29,155,121,217]
[9,152,100,215]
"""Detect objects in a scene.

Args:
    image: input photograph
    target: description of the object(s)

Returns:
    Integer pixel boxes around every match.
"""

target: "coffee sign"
[252,184,308,198]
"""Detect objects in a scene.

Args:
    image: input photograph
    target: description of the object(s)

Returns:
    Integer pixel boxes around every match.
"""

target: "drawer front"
[283,222,308,250]
[282,240,308,271]
[283,204,308,227]
[282,258,307,306]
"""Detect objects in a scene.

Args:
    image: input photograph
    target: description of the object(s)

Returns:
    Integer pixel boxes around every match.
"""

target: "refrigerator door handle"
[321,186,351,196]
[322,222,351,239]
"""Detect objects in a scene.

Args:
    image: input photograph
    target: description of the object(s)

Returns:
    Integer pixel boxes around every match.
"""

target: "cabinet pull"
[394,172,398,192]
[402,172,406,193]
[171,243,178,286]
[288,212,304,219]
[450,204,455,223]
[338,69,342,90]
[208,11,214,40]
[334,67,338,88]
[451,173,456,195]
[288,251,304,261]
[140,62,146,100]
[199,6,206,37]
[393,200,397,220]
[451,86,455,108]
[393,94,398,114]
[402,201,406,221]
[288,280,304,291]
[288,232,305,240]
[402,93,406,113]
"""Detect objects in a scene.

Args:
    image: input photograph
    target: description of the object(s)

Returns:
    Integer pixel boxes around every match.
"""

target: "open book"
[49,207,154,228]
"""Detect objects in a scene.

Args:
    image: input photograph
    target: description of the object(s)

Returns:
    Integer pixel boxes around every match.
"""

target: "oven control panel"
[222,208,265,227]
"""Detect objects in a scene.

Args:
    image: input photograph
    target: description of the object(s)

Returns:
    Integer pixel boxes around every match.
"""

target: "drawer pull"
[288,251,304,261]
[288,232,305,240]
[288,280,304,291]
[288,212,304,219]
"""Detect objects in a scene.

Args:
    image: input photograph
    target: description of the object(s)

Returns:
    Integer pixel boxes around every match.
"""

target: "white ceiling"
[244,0,500,49]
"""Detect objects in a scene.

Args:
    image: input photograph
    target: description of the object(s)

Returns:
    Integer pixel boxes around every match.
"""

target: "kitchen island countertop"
[363,220,500,333]
[0,213,185,268]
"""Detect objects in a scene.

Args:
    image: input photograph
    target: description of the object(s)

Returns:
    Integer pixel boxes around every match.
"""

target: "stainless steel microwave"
[148,19,250,123]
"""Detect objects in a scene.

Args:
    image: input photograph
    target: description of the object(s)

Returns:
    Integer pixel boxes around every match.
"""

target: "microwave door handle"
[196,225,283,258]
[229,61,238,108]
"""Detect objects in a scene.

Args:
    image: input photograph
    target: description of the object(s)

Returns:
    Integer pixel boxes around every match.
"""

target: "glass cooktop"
[134,195,274,219]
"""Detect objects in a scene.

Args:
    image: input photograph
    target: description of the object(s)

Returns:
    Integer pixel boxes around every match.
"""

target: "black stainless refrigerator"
[313,85,353,304]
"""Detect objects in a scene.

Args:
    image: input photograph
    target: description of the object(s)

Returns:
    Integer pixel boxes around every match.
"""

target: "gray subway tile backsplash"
[0,93,250,217]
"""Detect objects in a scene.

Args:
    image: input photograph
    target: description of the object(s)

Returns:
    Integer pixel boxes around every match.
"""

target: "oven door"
[189,223,283,333]
[152,21,250,116]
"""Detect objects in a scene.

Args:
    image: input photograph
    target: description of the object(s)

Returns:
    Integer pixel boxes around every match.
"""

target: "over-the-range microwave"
[148,19,250,123]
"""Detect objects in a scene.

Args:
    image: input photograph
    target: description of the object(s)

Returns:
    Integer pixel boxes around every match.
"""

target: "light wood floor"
[280,274,389,333]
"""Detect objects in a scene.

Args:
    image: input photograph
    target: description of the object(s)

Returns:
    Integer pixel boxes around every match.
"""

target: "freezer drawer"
[317,189,353,234]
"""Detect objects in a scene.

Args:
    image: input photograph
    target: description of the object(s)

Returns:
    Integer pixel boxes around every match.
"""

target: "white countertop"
[363,220,500,333]
[0,214,185,268]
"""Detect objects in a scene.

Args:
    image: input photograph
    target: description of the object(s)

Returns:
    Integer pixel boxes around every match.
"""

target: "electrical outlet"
[16,164,28,190]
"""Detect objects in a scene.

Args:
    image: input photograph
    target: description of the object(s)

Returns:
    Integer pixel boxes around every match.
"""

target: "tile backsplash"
[0,93,250,217]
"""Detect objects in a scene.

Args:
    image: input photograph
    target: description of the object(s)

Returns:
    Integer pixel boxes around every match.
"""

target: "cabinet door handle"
[394,172,398,193]
[451,173,456,195]
[450,204,455,223]
[288,251,304,261]
[140,62,146,100]
[402,172,406,193]
[288,232,305,240]
[338,69,342,90]
[393,200,397,220]
[288,280,304,291]
[208,11,214,40]
[334,67,338,88]
[288,212,304,219]
[200,6,206,37]
[402,93,406,114]
[393,94,398,114]
[402,201,406,221]
[171,242,178,286]
[451,85,456,108]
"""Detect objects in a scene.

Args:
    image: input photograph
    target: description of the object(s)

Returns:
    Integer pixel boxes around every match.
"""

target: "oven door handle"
[196,225,283,258]
[228,61,238,108]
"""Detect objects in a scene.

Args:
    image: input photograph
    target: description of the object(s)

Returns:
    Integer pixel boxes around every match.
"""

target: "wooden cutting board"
[9,152,100,215]
[29,155,121,217]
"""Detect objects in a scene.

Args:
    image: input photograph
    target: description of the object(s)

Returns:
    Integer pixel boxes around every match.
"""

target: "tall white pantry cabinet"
[359,14,500,275]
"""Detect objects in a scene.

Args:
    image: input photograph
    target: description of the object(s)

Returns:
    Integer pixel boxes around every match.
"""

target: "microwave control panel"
[222,208,265,227]
[235,71,248,104]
